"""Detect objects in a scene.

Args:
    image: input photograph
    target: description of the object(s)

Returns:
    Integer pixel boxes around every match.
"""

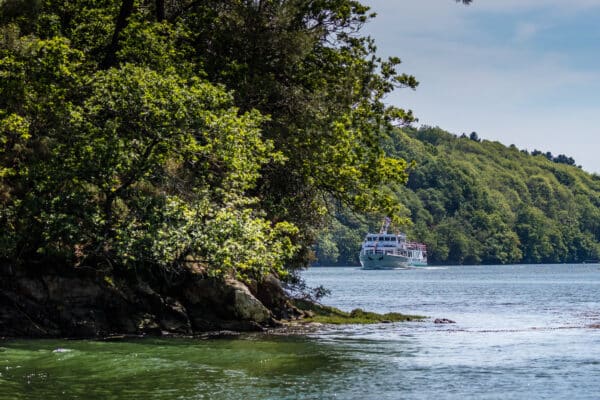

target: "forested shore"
[3,0,597,338]
[316,126,600,265]
[0,0,424,336]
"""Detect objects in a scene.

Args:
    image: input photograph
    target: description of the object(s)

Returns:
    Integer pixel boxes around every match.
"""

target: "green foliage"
[1,0,414,281]
[175,0,415,267]
[0,11,295,280]
[316,126,600,265]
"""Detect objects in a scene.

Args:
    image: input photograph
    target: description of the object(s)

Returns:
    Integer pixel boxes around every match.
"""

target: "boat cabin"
[364,233,405,246]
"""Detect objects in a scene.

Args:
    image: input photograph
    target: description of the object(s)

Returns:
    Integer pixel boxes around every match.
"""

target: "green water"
[0,336,361,400]
[4,264,600,399]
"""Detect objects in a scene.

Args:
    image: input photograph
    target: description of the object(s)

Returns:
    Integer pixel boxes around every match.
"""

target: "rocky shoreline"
[0,261,427,339]
[0,262,307,339]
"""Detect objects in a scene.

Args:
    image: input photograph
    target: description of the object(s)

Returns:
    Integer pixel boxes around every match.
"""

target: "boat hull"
[359,252,409,270]
[408,260,428,267]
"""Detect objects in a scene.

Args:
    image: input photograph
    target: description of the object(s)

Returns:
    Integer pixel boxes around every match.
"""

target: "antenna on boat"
[380,217,391,234]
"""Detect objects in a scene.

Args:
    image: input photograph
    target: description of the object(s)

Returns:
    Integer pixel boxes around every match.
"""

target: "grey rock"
[228,279,271,323]
[434,318,456,324]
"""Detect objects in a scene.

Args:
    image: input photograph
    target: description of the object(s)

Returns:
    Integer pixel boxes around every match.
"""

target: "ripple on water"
[2,265,600,399]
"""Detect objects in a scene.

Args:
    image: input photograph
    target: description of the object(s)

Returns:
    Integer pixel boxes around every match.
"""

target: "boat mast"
[379,217,391,234]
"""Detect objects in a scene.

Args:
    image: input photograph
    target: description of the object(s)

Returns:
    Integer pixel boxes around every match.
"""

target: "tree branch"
[101,0,135,69]
[103,138,160,237]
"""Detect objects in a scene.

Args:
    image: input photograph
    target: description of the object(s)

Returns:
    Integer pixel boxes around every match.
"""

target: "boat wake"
[438,325,595,333]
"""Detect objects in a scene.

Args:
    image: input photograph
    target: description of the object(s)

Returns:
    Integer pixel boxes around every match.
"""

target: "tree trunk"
[101,0,135,69]
[156,0,165,22]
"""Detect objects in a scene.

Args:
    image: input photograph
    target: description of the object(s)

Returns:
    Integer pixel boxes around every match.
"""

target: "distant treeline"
[462,132,577,166]
[316,126,600,265]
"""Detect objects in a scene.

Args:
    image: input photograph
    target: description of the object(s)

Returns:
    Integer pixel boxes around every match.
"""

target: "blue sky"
[362,0,600,173]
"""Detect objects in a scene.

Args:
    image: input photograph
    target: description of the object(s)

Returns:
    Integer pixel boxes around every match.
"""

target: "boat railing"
[362,248,410,256]
[362,249,385,255]
[406,242,427,251]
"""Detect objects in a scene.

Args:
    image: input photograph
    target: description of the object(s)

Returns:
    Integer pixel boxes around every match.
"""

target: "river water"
[2,264,600,399]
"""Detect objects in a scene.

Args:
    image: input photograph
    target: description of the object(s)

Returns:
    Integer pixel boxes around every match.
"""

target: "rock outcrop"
[433,318,456,324]
[0,263,300,338]
[253,274,304,320]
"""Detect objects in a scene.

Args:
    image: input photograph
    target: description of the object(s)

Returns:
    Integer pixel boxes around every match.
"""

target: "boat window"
[391,237,397,241]
[378,236,384,241]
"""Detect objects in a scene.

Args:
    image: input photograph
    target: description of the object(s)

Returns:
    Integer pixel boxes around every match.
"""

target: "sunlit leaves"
[1,0,424,279]
[0,19,295,279]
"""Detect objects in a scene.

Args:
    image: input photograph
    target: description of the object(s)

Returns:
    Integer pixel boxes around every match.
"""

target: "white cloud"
[467,0,600,12]
[362,0,600,173]
[514,22,539,42]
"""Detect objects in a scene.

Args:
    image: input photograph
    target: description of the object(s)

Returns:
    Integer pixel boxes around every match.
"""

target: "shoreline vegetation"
[6,2,595,340]
[0,1,428,339]
[291,299,424,325]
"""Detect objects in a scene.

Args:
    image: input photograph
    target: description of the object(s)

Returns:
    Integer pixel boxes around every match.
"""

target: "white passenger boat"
[359,218,428,270]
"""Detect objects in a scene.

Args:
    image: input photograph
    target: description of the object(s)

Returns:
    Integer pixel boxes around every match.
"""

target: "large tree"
[170,0,417,266]
[2,0,474,277]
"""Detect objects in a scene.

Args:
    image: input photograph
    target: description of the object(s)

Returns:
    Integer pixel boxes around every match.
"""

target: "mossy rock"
[292,299,424,325]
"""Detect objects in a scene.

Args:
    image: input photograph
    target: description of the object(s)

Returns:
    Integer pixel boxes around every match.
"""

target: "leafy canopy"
[0,0,424,279]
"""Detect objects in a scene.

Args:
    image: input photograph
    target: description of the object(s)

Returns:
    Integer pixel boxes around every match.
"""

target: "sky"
[362,0,600,173]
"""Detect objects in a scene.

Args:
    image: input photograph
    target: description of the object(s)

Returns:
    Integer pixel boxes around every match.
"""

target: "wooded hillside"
[317,126,600,265]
